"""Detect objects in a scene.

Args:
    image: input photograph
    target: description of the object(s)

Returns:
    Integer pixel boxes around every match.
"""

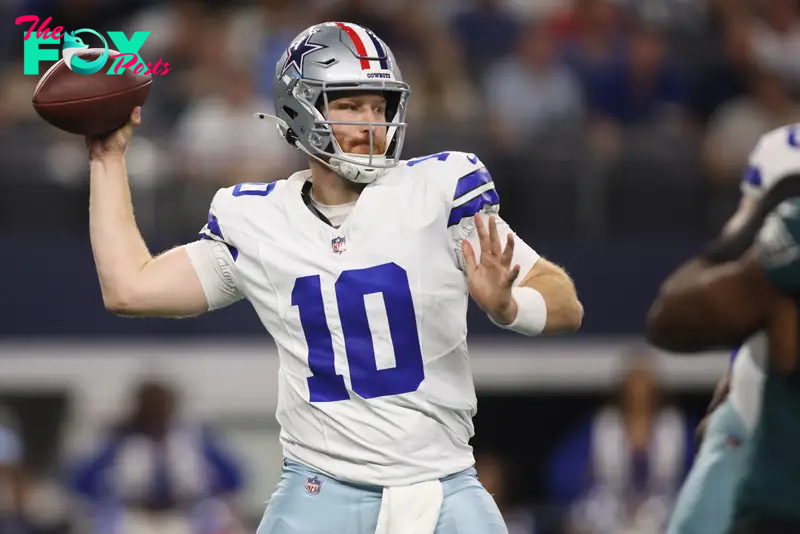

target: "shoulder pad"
[405,151,488,196]
[744,124,800,198]
[200,181,280,242]
[405,151,498,227]
[230,181,280,198]
[218,181,281,209]
[406,150,484,176]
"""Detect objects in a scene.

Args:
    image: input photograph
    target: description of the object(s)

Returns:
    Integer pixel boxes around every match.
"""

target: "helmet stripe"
[347,24,385,71]
[335,22,370,70]
[364,29,390,70]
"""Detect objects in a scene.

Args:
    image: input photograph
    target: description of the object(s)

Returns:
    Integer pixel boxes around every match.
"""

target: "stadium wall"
[0,339,726,422]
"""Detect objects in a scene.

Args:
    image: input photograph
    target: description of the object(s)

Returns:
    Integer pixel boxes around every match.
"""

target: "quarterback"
[85,22,582,534]
[647,123,800,534]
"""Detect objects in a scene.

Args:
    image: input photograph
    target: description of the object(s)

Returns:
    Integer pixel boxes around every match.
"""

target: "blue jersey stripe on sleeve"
[447,189,500,227]
[730,347,739,369]
[206,213,225,240]
[453,168,493,201]
[743,166,761,187]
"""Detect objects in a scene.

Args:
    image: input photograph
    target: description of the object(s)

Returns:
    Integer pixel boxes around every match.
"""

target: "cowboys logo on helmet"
[256,22,411,185]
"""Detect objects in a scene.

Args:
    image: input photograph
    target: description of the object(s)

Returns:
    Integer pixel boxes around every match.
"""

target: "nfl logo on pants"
[304,476,322,495]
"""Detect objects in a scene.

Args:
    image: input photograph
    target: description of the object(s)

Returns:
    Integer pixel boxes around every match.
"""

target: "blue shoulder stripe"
[730,347,739,369]
[453,167,493,201]
[448,188,500,227]
[206,213,225,240]
[199,213,239,260]
[742,166,761,187]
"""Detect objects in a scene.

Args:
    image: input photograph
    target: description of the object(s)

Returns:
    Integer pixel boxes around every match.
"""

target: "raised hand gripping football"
[86,106,141,161]
[461,213,521,325]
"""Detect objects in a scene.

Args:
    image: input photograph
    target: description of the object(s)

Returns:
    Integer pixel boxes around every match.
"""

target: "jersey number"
[407,151,478,167]
[292,263,424,402]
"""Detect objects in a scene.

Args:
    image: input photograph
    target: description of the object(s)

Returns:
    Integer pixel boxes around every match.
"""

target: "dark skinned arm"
[646,173,800,353]
[646,250,783,353]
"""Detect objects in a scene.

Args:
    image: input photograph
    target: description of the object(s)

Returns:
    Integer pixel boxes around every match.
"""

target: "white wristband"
[491,286,547,336]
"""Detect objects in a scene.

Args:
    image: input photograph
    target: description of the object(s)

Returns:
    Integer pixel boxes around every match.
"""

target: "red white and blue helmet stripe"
[334,22,390,70]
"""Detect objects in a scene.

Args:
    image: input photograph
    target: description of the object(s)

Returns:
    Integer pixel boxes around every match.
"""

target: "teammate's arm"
[87,108,236,317]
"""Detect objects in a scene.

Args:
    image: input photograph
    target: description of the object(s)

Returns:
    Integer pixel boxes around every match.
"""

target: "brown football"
[32,48,152,136]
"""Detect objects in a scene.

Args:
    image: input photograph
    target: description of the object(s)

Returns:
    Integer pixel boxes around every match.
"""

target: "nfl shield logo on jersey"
[331,235,347,254]
[304,476,322,495]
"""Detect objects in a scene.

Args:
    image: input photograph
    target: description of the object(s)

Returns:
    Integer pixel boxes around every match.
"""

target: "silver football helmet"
[255,22,411,184]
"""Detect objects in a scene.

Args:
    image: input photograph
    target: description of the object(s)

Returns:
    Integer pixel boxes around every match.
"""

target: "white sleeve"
[742,125,800,198]
[184,240,244,311]
[452,214,540,286]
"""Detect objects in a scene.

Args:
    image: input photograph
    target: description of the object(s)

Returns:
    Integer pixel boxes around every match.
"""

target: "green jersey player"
[731,193,800,533]
[647,123,800,534]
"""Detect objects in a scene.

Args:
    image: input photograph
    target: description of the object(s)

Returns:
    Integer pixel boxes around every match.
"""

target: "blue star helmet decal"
[281,32,328,77]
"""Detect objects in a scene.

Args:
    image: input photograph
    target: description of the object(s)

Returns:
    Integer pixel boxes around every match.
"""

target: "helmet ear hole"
[283,106,299,120]
[281,106,300,147]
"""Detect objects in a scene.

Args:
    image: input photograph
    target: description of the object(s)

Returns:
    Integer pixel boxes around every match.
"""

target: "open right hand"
[86,106,141,161]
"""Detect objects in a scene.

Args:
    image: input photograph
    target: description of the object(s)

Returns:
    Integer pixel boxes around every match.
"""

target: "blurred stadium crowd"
[2,0,797,240]
[1,356,705,534]
[0,0,790,533]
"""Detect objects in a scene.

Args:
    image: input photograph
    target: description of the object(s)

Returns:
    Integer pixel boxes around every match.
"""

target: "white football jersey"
[730,123,800,429]
[741,123,800,198]
[185,151,540,486]
[729,334,767,432]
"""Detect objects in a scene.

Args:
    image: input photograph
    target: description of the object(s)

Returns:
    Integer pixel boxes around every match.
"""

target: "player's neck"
[309,160,365,205]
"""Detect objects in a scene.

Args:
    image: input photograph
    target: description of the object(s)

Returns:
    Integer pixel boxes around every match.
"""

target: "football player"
[647,124,800,534]
[658,129,780,534]
[84,22,583,534]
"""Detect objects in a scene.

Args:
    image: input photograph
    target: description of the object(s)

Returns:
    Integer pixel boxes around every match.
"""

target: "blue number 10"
[291,263,425,402]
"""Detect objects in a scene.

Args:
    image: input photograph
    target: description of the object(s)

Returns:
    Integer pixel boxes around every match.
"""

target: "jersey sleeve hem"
[184,240,243,311]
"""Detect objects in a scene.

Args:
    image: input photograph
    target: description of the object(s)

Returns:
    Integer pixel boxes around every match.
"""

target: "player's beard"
[344,135,386,156]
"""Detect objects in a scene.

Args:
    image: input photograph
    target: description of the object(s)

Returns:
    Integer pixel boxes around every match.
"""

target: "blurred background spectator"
[476,453,538,534]
[0,407,29,534]
[547,356,694,534]
[0,0,784,532]
[65,380,245,534]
